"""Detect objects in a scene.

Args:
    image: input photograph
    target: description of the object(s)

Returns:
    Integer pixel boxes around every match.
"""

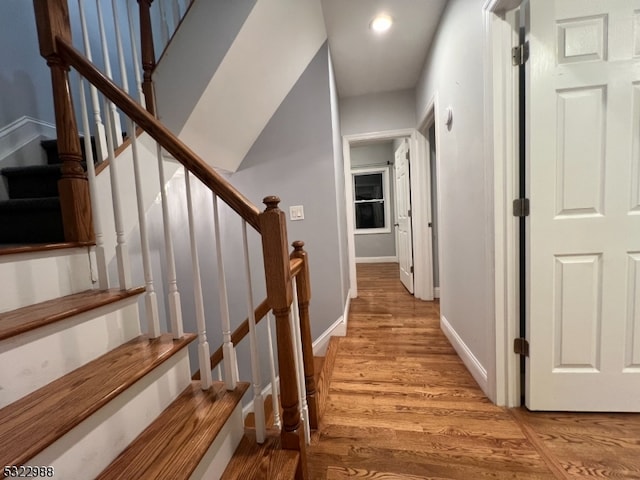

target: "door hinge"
[513,198,530,217]
[514,338,529,357]
[512,41,529,66]
[410,266,414,274]
[408,209,412,218]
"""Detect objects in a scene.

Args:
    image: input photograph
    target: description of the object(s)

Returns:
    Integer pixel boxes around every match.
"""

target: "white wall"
[415,0,495,398]
[340,89,416,136]
[350,142,396,259]
[155,0,327,173]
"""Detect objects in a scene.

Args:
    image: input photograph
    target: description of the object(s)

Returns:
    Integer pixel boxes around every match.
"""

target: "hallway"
[306,263,640,479]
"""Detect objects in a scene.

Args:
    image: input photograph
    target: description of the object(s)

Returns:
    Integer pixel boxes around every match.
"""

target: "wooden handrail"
[195,257,306,380]
[56,39,261,232]
[290,258,304,277]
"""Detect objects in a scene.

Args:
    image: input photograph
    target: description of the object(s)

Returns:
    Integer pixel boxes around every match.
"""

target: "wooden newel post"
[259,196,308,480]
[33,0,93,243]
[138,0,156,115]
[290,240,319,430]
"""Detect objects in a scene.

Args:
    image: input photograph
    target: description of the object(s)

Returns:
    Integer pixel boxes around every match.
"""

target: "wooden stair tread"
[0,241,94,256]
[0,287,145,341]
[221,431,299,480]
[97,381,250,480]
[0,332,196,469]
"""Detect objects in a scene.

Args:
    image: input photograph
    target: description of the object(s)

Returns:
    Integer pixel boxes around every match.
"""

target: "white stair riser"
[0,298,141,408]
[190,403,244,480]
[27,349,191,480]
[0,248,94,313]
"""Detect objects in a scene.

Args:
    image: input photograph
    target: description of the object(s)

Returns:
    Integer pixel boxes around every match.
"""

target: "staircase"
[0,137,100,244]
[0,0,334,477]
[0,245,317,479]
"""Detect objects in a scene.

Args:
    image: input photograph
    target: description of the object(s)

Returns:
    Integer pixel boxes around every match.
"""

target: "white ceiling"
[321,0,448,98]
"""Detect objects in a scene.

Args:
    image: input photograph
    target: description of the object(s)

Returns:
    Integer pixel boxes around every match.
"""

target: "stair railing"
[34,0,315,477]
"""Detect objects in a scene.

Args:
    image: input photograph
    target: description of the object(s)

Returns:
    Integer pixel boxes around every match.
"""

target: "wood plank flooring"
[306,263,640,479]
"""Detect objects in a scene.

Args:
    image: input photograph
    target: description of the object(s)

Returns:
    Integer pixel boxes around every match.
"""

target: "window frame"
[352,166,392,235]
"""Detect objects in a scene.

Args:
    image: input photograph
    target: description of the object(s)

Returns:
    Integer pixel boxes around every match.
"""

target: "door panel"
[527,0,640,411]
[395,140,414,293]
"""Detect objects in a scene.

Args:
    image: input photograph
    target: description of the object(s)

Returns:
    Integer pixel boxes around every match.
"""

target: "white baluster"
[158,0,170,48]
[185,170,212,389]
[216,365,223,382]
[96,0,123,147]
[242,221,265,444]
[267,311,282,429]
[156,143,183,338]
[77,0,107,162]
[213,193,238,390]
[111,1,160,336]
[171,0,181,32]
[103,97,132,289]
[77,74,108,290]
[291,277,311,445]
[127,0,145,105]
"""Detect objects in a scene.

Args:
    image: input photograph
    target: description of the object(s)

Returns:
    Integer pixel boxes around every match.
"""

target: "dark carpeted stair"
[0,137,98,244]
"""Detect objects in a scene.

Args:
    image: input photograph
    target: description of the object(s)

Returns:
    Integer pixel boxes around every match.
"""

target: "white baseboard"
[355,256,398,264]
[434,287,440,298]
[312,316,346,356]
[440,315,489,394]
[0,116,56,161]
[312,290,351,356]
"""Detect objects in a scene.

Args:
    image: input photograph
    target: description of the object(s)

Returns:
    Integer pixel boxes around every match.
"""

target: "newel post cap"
[292,240,305,251]
[263,196,281,210]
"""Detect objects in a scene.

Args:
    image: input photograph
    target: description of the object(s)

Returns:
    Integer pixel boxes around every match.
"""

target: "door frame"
[343,129,433,302]
[417,95,441,302]
[483,0,524,407]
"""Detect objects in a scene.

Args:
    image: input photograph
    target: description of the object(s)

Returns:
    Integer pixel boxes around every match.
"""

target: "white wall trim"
[441,315,489,394]
[0,116,56,161]
[355,256,397,264]
[434,287,440,299]
[312,289,351,356]
[343,128,431,301]
[313,315,347,356]
[483,1,523,407]
[416,94,442,303]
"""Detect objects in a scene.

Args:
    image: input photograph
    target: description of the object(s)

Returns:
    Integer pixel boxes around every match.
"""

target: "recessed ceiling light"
[371,14,393,33]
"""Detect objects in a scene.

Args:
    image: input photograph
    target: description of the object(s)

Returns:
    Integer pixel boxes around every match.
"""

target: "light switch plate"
[290,205,304,221]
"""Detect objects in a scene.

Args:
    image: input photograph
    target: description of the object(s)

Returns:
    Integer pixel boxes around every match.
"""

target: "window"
[352,167,391,234]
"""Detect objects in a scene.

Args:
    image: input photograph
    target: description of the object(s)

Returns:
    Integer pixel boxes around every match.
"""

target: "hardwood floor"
[306,263,640,479]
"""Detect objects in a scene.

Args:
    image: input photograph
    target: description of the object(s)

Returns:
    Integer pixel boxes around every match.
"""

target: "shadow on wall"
[0,71,42,127]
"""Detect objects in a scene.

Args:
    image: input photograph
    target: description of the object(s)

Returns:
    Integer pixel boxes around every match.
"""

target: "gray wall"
[0,1,55,128]
[340,89,416,136]
[416,0,495,398]
[328,49,350,303]
[231,42,346,342]
[154,0,257,135]
[350,142,397,259]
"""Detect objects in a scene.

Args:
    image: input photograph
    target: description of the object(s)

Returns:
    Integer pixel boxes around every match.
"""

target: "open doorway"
[342,129,434,302]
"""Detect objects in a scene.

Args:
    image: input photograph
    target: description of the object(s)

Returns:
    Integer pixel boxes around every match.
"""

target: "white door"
[395,139,414,293]
[527,0,640,411]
